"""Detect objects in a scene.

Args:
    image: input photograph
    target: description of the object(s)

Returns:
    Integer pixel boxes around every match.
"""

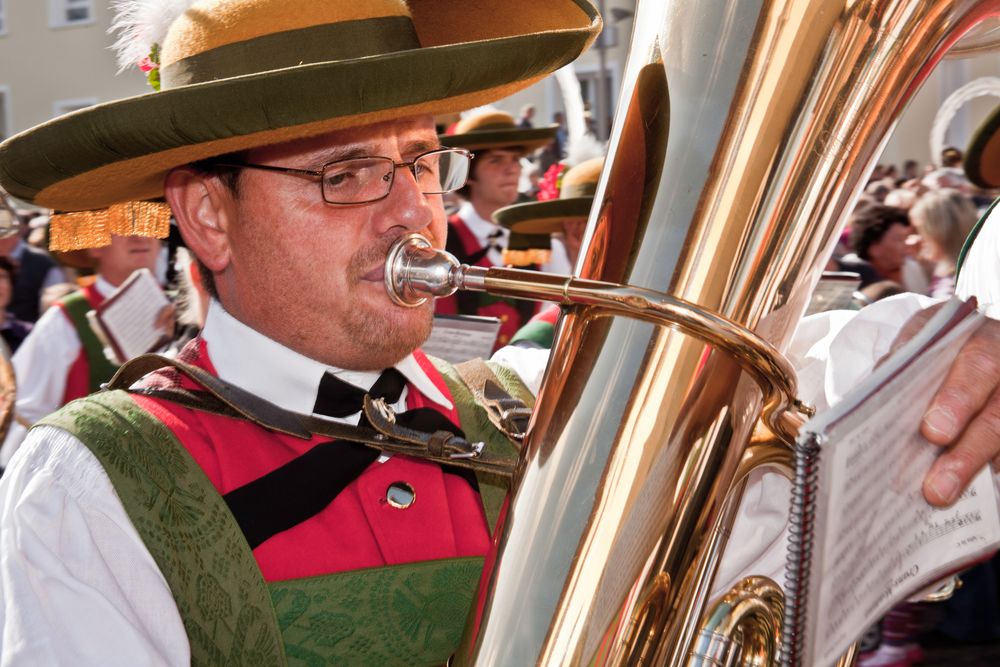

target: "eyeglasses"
[214,147,473,205]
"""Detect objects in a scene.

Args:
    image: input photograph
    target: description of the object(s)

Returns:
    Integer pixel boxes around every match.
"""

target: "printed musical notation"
[902,510,983,559]
[793,300,1000,667]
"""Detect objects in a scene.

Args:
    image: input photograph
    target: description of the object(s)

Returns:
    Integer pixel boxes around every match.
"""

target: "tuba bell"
[388,0,1000,664]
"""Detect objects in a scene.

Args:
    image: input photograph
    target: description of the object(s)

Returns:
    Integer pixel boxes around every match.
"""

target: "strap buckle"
[481,381,531,441]
[449,440,485,460]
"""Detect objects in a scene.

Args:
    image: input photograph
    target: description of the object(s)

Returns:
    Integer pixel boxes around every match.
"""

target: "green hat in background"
[965,101,1000,189]
[0,0,600,213]
[440,110,558,154]
[493,156,604,234]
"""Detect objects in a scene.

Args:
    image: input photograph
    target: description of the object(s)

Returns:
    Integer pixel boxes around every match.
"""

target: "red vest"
[132,340,491,582]
[57,283,106,405]
[531,304,560,326]
[436,213,536,351]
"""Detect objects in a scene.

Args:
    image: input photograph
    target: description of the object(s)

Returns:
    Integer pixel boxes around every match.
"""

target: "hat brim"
[966,102,1000,189]
[53,249,97,271]
[493,197,593,234]
[0,6,598,211]
[440,124,559,153]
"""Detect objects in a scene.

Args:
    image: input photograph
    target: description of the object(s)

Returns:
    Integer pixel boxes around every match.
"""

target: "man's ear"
[164,167,232,274]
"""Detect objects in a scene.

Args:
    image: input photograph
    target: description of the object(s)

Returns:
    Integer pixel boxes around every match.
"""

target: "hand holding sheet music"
[89,268,173,364]
[783,298,1000,666]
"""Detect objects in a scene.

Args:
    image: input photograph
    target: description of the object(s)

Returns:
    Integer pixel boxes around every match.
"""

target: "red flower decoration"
[537,163,567,201]
[138,56,157,73]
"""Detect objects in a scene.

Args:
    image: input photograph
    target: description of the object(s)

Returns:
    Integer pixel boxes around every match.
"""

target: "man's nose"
[379,166,434,233]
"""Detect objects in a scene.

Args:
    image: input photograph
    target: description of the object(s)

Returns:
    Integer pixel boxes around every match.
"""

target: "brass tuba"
[388,0,1000,664]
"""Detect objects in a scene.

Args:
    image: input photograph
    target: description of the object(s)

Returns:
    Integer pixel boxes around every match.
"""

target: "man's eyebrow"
[403,139,443,156]
[307,146,370,169]
[305,139,442,169]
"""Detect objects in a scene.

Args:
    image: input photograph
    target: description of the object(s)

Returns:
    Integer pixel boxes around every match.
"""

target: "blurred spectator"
[865,180,891,202]
[884,188,917,211]
[901,159,920,182]
[909,189,979,298]
[552,110,567,159]
[922,146,972,192]
[535,139,562,174]
[844,204,917,288]
[0,258,32,353]
[0,207,65,323]
[518,104,536,129]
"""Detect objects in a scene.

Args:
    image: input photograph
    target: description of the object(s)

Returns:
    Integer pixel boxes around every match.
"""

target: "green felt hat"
[966,101,1000,189]
[493,156,603,234]
[440,110,558,153]
[0,0,599,212]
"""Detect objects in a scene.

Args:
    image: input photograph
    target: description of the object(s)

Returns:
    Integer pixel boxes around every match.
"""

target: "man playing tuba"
[0,1,998,665]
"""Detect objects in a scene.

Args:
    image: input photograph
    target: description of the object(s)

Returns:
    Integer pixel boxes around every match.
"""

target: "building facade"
[0,0,149,143]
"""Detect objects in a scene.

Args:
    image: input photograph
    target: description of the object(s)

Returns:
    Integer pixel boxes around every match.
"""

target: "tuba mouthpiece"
[384,233,465,307]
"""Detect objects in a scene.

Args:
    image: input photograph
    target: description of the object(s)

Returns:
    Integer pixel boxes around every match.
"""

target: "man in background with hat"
[437,109,559,349]
[496,156,604,348]
[0,226,164,468]
[0,0,600,663]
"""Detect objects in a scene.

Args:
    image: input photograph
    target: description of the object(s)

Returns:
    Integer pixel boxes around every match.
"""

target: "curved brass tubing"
[385,233,814,445]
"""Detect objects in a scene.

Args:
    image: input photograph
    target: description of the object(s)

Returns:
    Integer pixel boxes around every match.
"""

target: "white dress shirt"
[455,201,509,267]
[0,276,115,467]
[0,300,453,665]
[957,202,1000,318]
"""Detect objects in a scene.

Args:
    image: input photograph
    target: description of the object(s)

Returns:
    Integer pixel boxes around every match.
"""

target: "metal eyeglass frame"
[213,147,474,205]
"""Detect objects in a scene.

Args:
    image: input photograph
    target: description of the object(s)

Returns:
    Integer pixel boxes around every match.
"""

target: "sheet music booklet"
[87,268,172,365]
[782,298,1000,666]
[423,314,501,363]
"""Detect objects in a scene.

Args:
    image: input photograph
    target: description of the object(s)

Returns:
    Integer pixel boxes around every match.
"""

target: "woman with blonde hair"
[909,188,979,298]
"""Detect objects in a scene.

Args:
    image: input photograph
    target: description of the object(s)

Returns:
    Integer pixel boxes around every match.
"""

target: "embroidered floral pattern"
[41,358,533,666]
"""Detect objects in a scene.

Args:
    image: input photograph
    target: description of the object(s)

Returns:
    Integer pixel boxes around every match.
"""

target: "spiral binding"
[780,432,823,667]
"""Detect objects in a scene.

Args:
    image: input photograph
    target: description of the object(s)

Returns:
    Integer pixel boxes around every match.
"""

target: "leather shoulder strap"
[107,354,517,478]
[38,391,287,666]
[429,356,533,531]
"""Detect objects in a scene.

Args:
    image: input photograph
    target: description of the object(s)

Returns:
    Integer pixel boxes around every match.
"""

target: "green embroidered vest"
[38,358,530,666]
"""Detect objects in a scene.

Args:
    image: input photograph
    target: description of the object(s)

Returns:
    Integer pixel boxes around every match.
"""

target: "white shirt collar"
[200,300,452,420]
[457,201,509,246]
[93,275,116,298]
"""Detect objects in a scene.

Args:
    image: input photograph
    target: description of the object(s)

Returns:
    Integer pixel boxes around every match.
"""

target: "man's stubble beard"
[341,234,436,369]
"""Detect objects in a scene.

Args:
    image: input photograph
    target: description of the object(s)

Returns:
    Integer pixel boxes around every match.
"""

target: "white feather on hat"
[110,0,198,71]
[554,64,605,168]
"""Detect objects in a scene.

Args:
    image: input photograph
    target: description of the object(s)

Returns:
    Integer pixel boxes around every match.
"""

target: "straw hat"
[965,101,1000,189]
[440,110,558,153]
[493,156,603,234]
[0,0,599,212]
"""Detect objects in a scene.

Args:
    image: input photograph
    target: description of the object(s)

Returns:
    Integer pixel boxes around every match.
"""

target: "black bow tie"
[467,229,506,264]
[313,368,407,418]
[225,366,471,550]
[313,367,461,436]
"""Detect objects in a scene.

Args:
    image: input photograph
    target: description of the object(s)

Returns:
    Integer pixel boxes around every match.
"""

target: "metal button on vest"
[386,481,416,509]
